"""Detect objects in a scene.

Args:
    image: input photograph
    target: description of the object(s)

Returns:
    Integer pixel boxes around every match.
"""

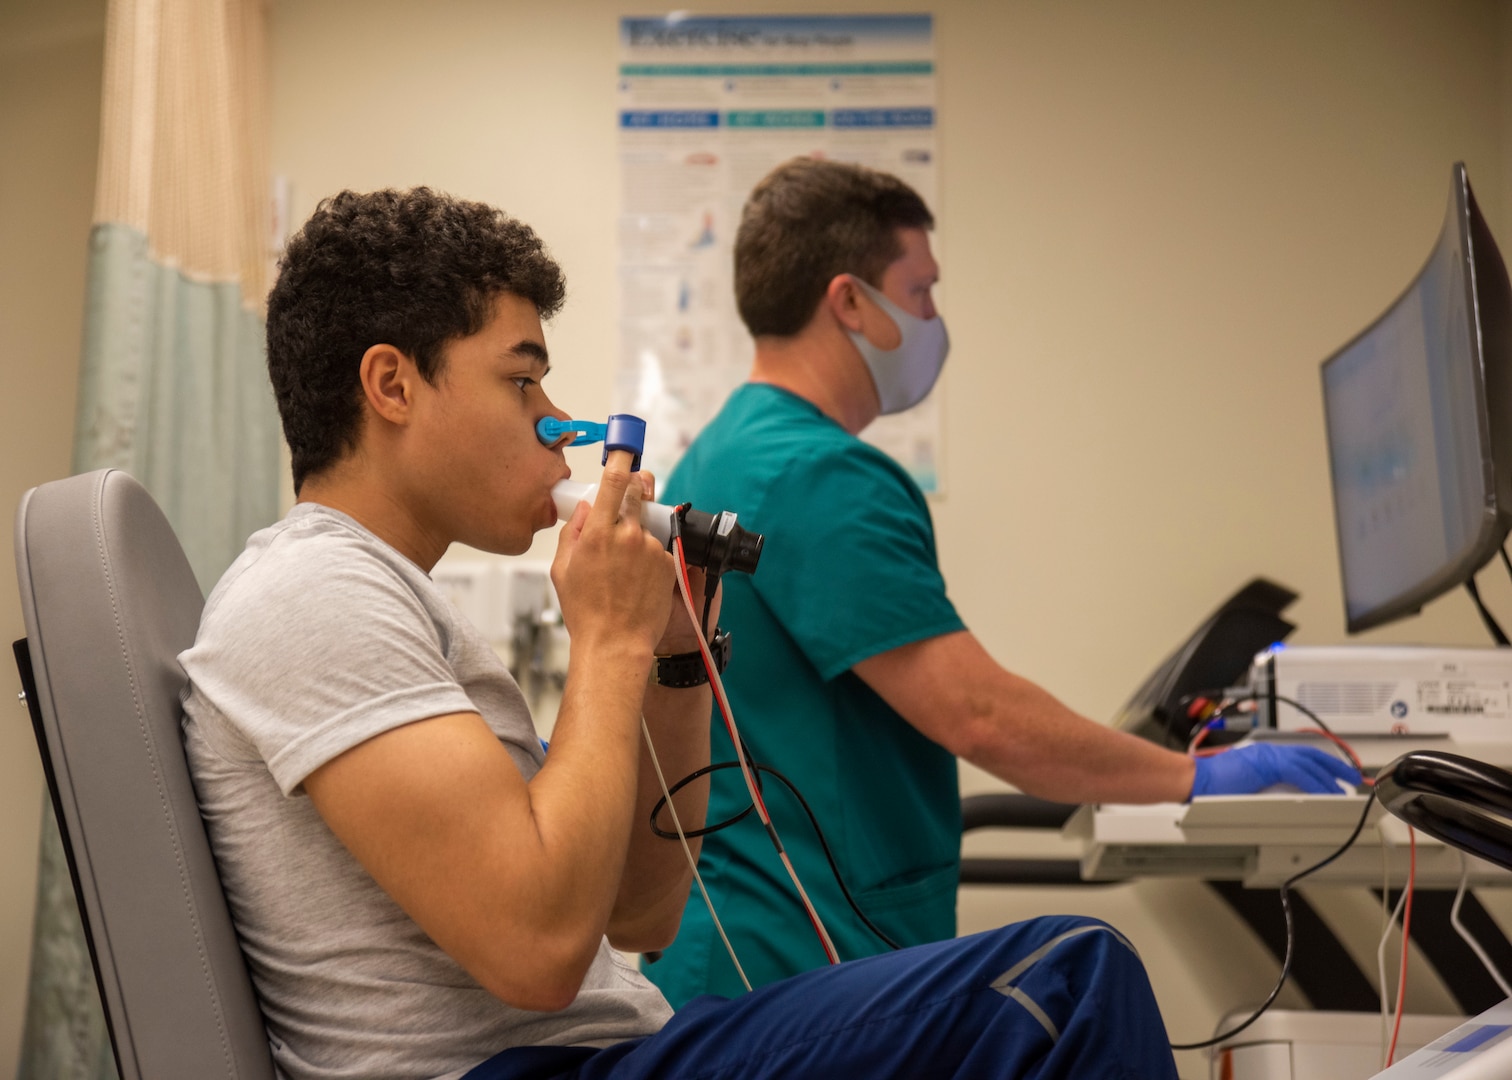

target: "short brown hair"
[733,158,933,338]
[266,187,566,492]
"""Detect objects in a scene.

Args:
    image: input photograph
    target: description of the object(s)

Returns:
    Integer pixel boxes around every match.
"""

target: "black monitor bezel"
[1321,162,1512,634]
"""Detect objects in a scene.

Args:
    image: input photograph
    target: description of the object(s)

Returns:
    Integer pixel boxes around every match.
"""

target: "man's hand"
[543,465,718,947]
[1190,744,1363,798]
[551,450,675,658]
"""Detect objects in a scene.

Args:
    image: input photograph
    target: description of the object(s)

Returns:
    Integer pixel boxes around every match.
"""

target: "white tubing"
[640,714,752,992]
[1451,851,1512,997]
[551,479,674,546]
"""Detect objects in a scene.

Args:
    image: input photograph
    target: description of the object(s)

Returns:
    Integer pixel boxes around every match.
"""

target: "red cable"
[670,535,838,965]
[1386,828,1417,1066]
[1293,727,1372,786]
[673,537,773,824]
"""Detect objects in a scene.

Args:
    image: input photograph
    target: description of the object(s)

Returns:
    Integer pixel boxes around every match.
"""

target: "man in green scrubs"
[643,158,1360,1006]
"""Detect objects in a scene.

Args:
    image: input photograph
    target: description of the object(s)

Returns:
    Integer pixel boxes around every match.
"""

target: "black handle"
[1375,751,1512,873]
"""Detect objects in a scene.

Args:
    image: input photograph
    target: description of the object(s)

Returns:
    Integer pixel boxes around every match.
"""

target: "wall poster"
[615,13,943,491]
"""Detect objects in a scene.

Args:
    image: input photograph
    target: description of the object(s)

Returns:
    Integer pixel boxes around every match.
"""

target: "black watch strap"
[651,628,731,688]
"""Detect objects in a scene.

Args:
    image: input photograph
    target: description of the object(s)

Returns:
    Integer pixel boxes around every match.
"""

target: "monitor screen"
[1322,163,1512,633]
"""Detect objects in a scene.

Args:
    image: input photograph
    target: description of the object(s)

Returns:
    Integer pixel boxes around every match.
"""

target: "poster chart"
[615,14,943,491]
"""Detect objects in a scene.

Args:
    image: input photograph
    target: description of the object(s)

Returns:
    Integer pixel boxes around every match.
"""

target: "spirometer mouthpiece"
[551,479,673,546]
[549,479,763,576]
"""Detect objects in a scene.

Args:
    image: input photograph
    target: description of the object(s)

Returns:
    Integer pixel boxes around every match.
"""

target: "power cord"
[1451,849,1512,997]
[650,748,902,952]
[638,536,845,982]
[640,714,752,992]
[1169,687,1380,1051]
[1385,827,1418,1067]
[1169,787,1380,1051]
[1378,847,1403,1060]
[1465,575,1510,646]
[1181,691,1368,781]
[651,541,895,957]
[666,531,840,965]
[1268,693,1338,737]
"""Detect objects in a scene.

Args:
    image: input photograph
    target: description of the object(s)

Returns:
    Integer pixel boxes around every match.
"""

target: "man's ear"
[358,344,419,427]
[823,274,867,334]
[824,274,902,350]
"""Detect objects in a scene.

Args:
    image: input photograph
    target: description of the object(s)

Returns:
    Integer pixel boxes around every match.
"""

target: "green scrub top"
[643,383,965,1007]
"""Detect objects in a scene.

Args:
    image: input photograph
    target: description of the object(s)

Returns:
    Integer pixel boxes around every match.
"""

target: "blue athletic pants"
[461,916,1178,1080]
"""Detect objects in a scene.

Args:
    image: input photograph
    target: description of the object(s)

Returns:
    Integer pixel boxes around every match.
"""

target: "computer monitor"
[1322,162,1512,633]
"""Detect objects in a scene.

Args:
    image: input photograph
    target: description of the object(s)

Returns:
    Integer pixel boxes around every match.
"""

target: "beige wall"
[0,0,107,1074]
[273,0,1512,690]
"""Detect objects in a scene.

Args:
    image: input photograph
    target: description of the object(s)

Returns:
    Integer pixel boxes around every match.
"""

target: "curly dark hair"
[734,158,933,338]
[266,187,567,491]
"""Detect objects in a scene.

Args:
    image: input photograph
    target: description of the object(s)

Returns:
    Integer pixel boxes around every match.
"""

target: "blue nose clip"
[536,414,647,471]
[536,418,606,446]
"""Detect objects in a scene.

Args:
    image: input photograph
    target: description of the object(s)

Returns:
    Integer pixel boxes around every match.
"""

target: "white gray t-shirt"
[180,503,673,1080]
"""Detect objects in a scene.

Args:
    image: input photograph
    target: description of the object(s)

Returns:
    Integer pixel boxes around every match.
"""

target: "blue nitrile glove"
[1189,744,1362,799]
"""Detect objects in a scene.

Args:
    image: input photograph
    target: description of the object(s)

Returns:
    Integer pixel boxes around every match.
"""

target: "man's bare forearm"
[960,672,1196,803]
[526,642,650,928]
[856,631,1197,806]
[607,680,712,949]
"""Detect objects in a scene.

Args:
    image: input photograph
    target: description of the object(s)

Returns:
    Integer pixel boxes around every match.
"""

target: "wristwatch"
[650,628,731,688]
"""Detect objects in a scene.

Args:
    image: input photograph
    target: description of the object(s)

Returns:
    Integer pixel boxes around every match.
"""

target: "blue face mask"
[846,277,950,415]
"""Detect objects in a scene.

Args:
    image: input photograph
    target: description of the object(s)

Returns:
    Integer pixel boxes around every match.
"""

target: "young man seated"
[179,186,1181,1080]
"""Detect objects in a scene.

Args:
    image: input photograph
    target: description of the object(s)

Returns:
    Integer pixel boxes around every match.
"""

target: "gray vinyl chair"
[13,469,275,1080]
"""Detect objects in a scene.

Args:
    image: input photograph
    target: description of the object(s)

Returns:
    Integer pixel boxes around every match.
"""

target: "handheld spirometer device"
[538,413,850,975]
[537,414,763,578]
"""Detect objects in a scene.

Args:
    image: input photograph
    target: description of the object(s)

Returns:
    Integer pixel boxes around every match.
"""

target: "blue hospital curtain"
[17,0,280,1076]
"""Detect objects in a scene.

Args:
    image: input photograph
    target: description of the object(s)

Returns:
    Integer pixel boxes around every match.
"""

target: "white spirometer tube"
[550,479,674,547]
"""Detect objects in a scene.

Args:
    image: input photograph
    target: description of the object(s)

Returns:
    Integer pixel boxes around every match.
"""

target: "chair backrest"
[14,469,275,1080]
